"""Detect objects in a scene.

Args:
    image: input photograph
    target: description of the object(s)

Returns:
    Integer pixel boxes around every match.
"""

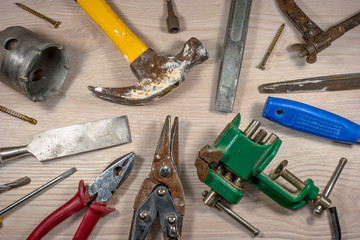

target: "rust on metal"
[132,116,185,216]
[258,72,360,93]
[276,0,360,63]
[88,38,209,105]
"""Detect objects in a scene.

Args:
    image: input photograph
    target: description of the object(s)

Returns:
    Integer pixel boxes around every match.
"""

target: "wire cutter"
[27,152,135,240]
[129,116,185,240]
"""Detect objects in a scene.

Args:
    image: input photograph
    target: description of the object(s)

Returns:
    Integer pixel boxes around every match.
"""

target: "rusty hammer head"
[88,37,209,105]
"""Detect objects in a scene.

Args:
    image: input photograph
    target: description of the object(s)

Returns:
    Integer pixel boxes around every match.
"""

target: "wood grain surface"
[0,0,359,239]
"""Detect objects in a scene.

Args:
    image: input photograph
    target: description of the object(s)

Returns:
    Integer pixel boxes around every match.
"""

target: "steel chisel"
[0,116,131,163]
[262,97,360,144]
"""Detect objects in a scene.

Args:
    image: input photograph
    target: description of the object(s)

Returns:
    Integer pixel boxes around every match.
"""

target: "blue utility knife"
[262,96,360,144]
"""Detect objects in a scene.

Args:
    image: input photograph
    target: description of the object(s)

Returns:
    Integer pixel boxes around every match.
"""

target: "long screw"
[15,3,61,28]
[0,105,37,125]
[0,167,77,223]
[257,23,285,70]
[0,177,31,194]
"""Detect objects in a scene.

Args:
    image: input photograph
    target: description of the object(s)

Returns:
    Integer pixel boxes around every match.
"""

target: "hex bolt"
[166,0,180,33]
[243,120,261,138]
[314,158,347,215]
[271,160,306,190]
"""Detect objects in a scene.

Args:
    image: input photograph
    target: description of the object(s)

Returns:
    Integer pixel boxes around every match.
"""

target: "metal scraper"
[0,116,131,163]
[215,0,252,113]
[258,73,360,93]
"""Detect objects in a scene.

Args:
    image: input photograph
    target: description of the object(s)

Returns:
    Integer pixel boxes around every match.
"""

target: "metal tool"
[166,0,180,33]
[15,3,61,28]
[276,0,360,63]
[0,26,69,101]
[257,23,284,70]
[0,176,31,194]
[262,97,360,144]
[129,116,184,239]
[76,0,208,105]
[0,105,37,124]
[328,207,341,240]
[27,152,135,239]
[0,116,131,163]
[0,167,76,224]
[258,73,360,93]
[195,114,346,235]
[215,0,252,113]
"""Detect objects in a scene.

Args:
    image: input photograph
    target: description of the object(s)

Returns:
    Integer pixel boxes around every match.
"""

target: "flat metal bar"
[215,0,252,113]
[258,73,360,93]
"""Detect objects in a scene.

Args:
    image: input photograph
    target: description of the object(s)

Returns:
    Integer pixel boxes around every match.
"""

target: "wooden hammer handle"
[76,0,148,63]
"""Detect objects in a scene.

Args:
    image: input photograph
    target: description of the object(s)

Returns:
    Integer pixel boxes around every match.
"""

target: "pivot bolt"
[157,187,166,197]
[139,211,148,220]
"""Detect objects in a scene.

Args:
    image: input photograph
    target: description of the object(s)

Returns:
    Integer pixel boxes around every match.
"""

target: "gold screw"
[257,23,285,70]
[15,3,61,28]
[0,105,37,125]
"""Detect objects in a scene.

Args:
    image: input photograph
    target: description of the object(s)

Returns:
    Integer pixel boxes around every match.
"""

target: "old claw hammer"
[76,0,209,105]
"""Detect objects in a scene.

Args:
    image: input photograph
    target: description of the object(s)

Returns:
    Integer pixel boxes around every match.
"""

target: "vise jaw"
[195,113,319,210]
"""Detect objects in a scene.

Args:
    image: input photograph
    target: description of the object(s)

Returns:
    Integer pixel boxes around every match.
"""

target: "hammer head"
[88,37,209,105]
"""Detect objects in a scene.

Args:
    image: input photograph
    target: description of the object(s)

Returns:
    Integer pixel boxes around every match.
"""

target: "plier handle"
[27,152,135,240]
[129,116,184,240]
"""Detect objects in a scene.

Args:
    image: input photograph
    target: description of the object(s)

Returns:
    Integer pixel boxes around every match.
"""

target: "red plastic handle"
[27,180,90,240]
[73,201,115,240]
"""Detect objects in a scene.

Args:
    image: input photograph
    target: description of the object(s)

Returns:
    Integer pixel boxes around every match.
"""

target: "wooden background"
[0,0,359,239]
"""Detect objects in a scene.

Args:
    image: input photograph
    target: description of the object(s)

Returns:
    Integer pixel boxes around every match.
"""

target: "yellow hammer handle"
[77,0,148,63]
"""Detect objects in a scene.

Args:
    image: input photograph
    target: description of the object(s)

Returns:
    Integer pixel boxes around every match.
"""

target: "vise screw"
[195,113,346,236]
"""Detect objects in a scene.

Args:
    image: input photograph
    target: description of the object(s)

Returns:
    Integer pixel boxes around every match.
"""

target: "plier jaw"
[130,116,184,240]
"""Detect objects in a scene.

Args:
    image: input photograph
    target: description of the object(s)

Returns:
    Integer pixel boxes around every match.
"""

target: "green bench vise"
[195,113,346,236]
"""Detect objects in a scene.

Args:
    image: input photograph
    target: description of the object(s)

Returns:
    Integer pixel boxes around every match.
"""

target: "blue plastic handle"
[262,96,360,144]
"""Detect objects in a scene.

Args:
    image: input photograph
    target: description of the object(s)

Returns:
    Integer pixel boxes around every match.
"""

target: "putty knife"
[0,116,131,163]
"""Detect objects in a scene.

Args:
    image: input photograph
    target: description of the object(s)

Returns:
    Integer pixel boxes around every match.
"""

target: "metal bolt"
[0,105,37,125]
[139,211,148,220]
[262,133,279,145]
[167,214,177,224]
[159,165,171,177]
[15,3,61,28]
[252,129,267,144]
[234,177,244,189]
[314,158,347,215]
[257,23,285,70]
[271,160,306,190]
[224,171,233,181]
[166,0,180,33]
[216,201,260,236]
[243,120,261,138]
[202,190,260,236]
[157,187,166,197]
[216,165,225,175]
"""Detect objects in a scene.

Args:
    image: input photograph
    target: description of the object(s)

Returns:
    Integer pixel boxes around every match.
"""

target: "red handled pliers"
[27,152,135,240]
